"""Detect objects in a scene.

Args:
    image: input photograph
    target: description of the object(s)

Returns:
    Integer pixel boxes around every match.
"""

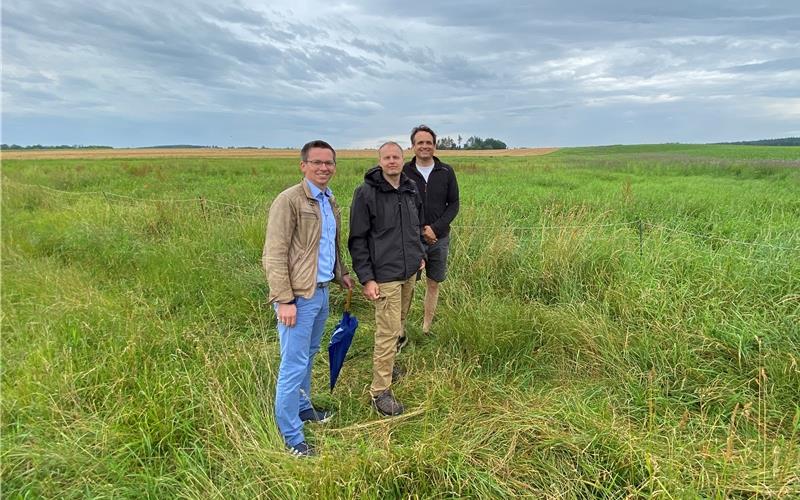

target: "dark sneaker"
[391,364,406,383]
[396,335,409,353]
[371,390,404,417]
[299,407,333,423]
[287,441,316,458]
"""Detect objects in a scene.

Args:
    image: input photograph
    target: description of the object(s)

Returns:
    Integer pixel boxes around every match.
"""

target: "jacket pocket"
[406,197,420,226]
[375,199,398,233]
[299,207,319,220]
[297,208,320,244]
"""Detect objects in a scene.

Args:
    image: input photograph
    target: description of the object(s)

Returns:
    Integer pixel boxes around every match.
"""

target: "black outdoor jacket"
[348,167,425,284]
[402,156,459,238]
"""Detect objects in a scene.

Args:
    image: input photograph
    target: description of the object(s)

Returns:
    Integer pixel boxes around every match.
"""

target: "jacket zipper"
[413,163,431,222]
[423,174,428,212]
[398,191,407,277]
[312,198,321,282]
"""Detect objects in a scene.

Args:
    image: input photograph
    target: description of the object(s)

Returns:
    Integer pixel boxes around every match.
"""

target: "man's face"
[378,144,404,177]
[412,131,435,162]
[300,147,336,189]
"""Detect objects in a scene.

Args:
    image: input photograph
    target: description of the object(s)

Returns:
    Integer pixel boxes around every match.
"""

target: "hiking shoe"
[396,335,409,353]
[371,390,404,417]
[391,364,406,383]
[299,407,333,424]
[287,441,316,458]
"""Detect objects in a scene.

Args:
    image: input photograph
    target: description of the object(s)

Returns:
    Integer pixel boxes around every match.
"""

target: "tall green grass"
[2,145,799,497]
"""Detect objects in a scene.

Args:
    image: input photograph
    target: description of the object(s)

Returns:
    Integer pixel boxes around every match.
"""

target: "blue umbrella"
[328,288,359,392]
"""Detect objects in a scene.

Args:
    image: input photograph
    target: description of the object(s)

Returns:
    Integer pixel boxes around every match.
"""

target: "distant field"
[0,147,559,160]
[2,145,799,497]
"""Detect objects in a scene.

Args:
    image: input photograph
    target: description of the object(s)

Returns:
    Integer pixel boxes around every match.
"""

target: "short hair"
[410,124,437,145]
[301,140,336,163]
[378,141,403,156]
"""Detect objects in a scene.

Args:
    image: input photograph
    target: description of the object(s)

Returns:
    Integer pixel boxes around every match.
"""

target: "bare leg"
[423,278,440,334]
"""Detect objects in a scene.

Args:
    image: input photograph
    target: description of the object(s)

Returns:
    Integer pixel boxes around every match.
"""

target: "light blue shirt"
[306,179,336,283]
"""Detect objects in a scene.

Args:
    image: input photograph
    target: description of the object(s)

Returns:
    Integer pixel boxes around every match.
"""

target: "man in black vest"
[400,125,459,345]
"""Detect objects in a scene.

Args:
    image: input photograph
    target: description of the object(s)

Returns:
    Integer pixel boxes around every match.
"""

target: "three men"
[263,140,353,457]
[402,125,460,340]
[348,142,426,416]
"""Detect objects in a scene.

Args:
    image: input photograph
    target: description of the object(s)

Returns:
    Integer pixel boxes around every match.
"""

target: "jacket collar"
[365,166,417,193]
[300,178,337,206]
[304,179,332,198]
[408,155,445,170]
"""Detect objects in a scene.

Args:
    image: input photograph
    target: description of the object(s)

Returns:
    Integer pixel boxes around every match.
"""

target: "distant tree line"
[717,137,800,146]
[1,144,113,150]
[436,135,507,150]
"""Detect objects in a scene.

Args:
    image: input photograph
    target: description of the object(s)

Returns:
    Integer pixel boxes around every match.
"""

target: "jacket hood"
[364,166,384,187]
[364,165,416,193]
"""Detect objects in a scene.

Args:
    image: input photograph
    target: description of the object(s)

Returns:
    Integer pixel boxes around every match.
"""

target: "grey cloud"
[304,46,376,79]
[502,102,576,118]
[428,55,494,84]
[207,5,271,26]
[354,0,799,56]
[349,37,418,64]
[348,36,493,86]
[2,0,390,113]
[361,0,797,26]
[755,88,800,98]
[4,1,268,85]
[3,0,799,147]
[724,57,800,73]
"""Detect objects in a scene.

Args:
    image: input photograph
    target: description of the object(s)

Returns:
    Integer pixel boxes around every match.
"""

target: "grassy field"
[2,145,799,498]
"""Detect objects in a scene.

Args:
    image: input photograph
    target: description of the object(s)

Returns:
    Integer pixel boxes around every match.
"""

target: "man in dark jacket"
[401,125,459,341]
[349,141,425,417]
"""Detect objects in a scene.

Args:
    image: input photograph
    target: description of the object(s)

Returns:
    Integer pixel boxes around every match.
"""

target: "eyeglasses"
[305,160,336,167]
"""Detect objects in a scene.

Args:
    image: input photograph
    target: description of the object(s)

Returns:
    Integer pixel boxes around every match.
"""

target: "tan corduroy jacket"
[262,180,349,304]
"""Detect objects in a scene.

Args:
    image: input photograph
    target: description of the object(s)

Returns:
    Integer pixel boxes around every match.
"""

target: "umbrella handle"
[345,287,352,313]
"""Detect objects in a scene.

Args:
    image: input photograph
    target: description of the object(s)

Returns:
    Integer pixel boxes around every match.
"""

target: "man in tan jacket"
[263,140,353,457]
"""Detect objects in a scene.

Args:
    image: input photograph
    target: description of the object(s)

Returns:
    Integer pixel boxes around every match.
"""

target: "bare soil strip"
[1,147,558,160]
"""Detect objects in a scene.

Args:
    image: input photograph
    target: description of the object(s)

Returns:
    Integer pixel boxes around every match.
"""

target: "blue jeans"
[274,286,329,447]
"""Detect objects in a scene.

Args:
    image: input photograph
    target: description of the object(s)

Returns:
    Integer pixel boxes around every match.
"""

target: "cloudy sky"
[2,0,799,148]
